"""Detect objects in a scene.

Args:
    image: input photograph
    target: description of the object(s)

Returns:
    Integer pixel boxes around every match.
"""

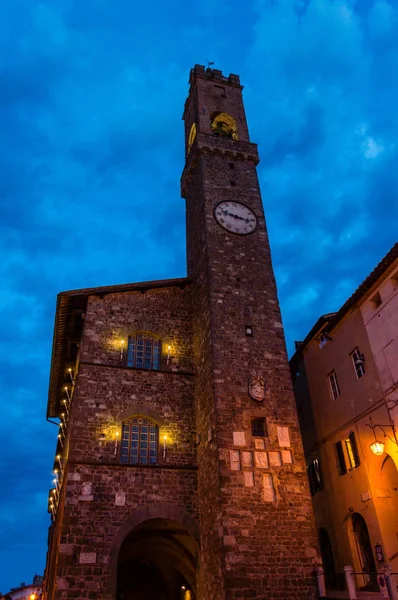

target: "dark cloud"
[0,0,397,591]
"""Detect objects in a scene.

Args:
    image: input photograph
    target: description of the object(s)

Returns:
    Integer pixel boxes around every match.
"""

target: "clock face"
[213,201,258,235]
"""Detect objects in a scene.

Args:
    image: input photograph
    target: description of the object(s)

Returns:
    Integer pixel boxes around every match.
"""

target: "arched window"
[188,122,197,151]
[210,112,238,140]
[127,332,161,370]
[120,417,158,465]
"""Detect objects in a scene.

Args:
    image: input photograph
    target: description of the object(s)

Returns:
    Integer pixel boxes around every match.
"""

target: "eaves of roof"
[290,242,398,363]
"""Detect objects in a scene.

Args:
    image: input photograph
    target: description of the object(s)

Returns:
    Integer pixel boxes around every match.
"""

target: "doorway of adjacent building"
[319,527,337,589]
[351,512,378,591]
[116,518,197,600]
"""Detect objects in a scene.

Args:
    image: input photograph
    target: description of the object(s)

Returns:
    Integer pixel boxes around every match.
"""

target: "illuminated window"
[351,347,365,379]
[307,458,323,495]
[120,417,158,465]
[335,432,360,475]
[328,370,340,400]
[210,112,238,140]
[345,431,360,469]
[127,333,161,370]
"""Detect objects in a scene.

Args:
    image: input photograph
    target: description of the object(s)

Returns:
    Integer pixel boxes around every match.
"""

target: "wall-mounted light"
[57,433,64,448]
[68,367,75,385]
[163,435,167,460]
[62,399,69,416]
[56,454,63,472]
[114,430,119,455]
[120,339,125,362]
[64,386,71,401]
[167,345,171,365]
[366,416,398,456]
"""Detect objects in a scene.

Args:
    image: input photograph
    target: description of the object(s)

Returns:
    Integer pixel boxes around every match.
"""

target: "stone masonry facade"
[44,65,319,600]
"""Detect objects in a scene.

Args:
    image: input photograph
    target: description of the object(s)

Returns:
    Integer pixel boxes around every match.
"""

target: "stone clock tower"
[43,65,318,600]
[181,65,318,599]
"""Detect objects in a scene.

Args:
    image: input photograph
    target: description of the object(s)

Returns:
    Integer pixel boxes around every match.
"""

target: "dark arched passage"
[108,504,200,600]
[318,527,336,589]
[351,512,377,591]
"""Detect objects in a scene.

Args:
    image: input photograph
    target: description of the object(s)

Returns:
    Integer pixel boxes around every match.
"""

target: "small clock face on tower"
[213,201,258,235]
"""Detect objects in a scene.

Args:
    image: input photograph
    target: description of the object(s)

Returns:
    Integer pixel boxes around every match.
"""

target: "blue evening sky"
[0,0,397,591]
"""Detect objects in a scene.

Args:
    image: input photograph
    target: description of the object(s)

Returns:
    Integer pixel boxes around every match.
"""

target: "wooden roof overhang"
[291,242,398,363]
[47,277,191,418]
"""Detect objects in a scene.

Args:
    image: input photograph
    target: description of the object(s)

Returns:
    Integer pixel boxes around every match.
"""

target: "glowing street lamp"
[369,440,385,456]
[366,416,398,456]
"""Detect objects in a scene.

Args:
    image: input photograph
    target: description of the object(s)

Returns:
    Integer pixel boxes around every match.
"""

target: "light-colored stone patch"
[82,482,92,496]
[241,451,253,468]
[233,431,245,447]
[263,473,276,502]
[361,490,371,501]
[376,489,390,498]
[230,450,240,471]
[277,426,290,447]
[55,577,68,590]
[79,482,93,501]
[68,473,81,482]
[254,438,265,449]
[281,450,293,464]
[255,451,269,468]
[244,471,254,487]
[59,544,74,555]
[115,491,126,506]
[269,451,282,467]
[79,552,97,564]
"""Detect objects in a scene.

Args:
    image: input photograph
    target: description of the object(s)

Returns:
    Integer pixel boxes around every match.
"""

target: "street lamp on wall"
[366,416,398,456]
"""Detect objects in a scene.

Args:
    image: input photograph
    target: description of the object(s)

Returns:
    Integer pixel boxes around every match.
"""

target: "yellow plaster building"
[290,243,398,593]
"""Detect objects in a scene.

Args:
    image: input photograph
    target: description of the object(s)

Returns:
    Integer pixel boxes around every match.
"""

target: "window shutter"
[349,431,360,467]
[335,441,347,475]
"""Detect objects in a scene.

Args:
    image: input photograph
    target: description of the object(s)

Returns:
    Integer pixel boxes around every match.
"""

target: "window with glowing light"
[127,333,161,370]
[120,417,158,465]
[345,431,360,469]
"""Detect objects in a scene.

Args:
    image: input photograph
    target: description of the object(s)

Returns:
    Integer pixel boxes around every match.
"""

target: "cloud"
[0,0,397,591]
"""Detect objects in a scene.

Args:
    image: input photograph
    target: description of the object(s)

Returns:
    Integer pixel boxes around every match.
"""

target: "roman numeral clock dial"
[213,201,258,235]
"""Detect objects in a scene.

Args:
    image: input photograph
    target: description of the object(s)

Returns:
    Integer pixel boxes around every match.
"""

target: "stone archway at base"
[108,504,200,600]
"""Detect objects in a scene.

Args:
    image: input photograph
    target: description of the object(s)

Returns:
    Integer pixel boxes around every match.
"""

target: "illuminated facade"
[1,575,43,600]
[290,243,398,592]
[43,65,319,600]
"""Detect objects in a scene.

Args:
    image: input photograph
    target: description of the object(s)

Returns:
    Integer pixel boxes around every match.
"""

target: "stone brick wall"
[80,284,194,372]
[53,464,198,600]
[182,67,319,600]
[45,283,199,599]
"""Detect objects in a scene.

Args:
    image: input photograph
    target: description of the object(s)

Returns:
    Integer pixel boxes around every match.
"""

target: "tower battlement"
[189,63,241,86]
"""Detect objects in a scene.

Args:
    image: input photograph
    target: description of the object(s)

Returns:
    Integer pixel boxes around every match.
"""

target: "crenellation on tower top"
[189,64,241,87]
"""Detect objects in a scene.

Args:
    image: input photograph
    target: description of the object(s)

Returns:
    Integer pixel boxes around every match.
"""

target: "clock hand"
[221,209,251,223]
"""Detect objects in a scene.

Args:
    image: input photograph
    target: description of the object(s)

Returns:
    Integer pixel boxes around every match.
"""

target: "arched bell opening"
[116,518,198,600]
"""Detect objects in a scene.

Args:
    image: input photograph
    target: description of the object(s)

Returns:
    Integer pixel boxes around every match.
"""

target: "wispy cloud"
[0,0,396,590]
